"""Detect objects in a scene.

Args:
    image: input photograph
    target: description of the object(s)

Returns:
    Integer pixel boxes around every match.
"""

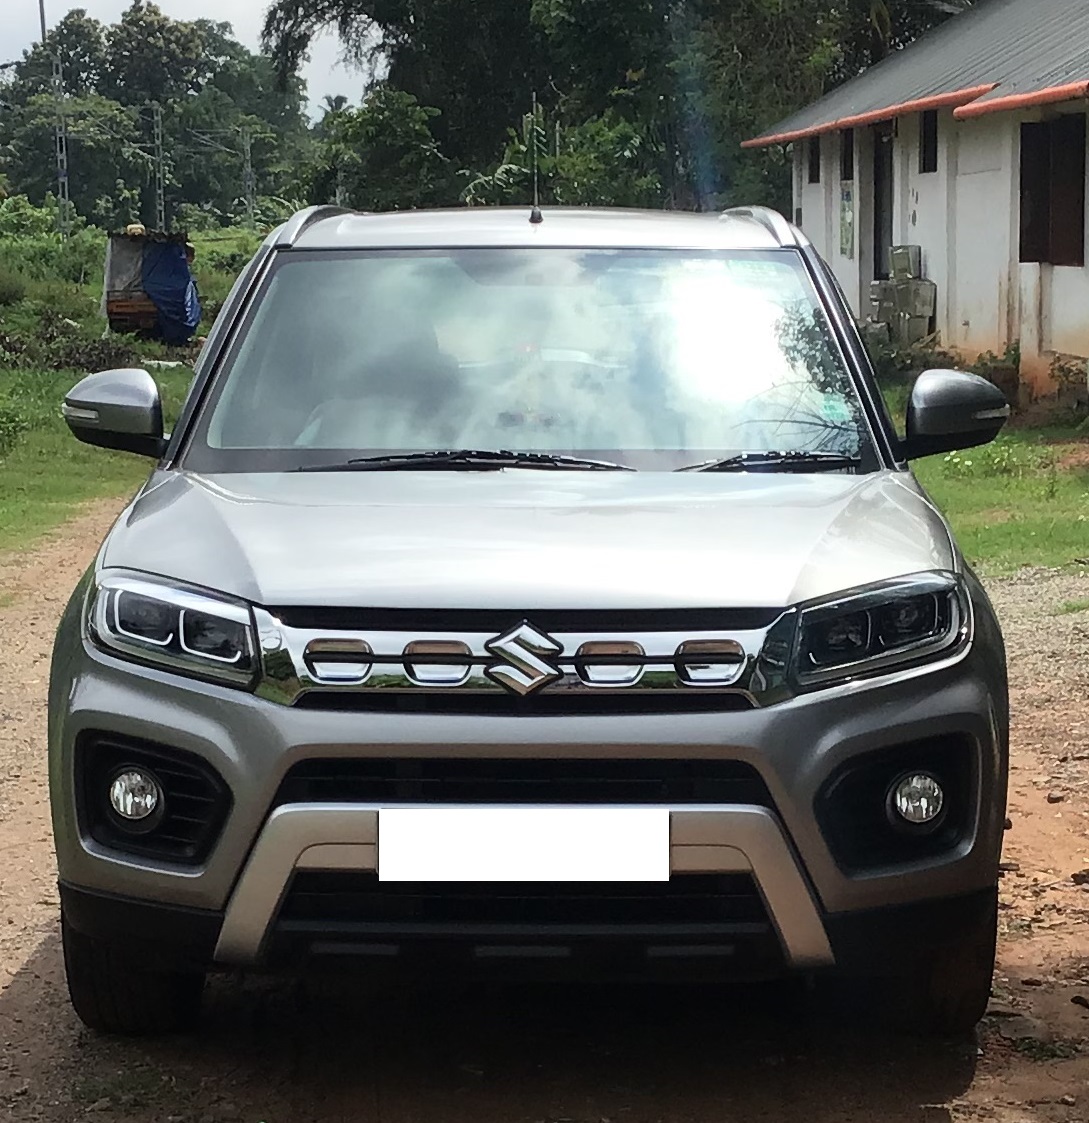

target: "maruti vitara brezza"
[49,205,1010,1036]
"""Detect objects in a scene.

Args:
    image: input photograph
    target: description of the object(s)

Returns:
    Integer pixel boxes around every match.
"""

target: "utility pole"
[39,0,71,236]
[152,101,166,230]
[241,125,255,229]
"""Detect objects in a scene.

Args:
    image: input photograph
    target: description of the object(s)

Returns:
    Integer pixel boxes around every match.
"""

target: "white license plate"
[377,807,669,882]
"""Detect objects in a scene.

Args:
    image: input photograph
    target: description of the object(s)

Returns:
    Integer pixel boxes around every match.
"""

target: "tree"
[0,2,311,229]
[838,0,974,77]
[461,106,663,208]
[264,0,552,171]
[3,93,148,226]
[307,87,451,211]
[100,2,210,106]
[5,9,108,102]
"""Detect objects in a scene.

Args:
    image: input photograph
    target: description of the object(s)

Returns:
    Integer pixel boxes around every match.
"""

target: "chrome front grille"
[253,607,795,708]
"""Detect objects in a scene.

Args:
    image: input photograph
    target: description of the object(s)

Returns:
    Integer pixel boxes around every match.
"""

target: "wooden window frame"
[840,129,855,181]
[808,136,822,184]
[1020,114,1087,268]
[919,110,939,175]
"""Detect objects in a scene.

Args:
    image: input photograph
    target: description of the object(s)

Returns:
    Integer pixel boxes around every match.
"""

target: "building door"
[873,125,894,280]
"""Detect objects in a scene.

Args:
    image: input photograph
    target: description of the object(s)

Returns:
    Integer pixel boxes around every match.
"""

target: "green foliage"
[0,402,32,457]
[1053,598,1089,617]
[940,441,1055,481]
[1,3,311,231]
[265,0,551,174]
[0,308,142,373]
[461,108,663,207]
[261,0,971,215]
[190,228,263,273]
[914,431,1089,575]
[0,268,28,307]
[3,0,974,223]
[0,364,192,552]
[0,194,81,238]
[310,88,452,211]
[0,224,105,285]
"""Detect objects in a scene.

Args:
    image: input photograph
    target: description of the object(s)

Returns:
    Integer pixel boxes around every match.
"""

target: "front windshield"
[186,247,877,472]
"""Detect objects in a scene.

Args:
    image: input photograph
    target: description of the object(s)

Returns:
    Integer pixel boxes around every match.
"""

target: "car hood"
[102,469,954,610]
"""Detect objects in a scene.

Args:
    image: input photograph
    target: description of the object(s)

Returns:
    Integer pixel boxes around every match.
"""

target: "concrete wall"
[793,131,865,316]
[790,105,1089,396]
[895,111,953,333]
[950,113,1019,358]
[1009,106,1089,390]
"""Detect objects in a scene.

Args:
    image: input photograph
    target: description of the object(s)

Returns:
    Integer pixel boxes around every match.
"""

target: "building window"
[1020,114,1087,268]
[840,129,855,181]
[919,110,939,174]
[808,137,821,184]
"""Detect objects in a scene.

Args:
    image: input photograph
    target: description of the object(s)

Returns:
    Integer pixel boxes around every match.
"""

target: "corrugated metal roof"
[745,0,1089,147]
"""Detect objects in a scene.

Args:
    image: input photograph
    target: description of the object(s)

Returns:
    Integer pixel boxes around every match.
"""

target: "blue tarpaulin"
[141,241,202,344]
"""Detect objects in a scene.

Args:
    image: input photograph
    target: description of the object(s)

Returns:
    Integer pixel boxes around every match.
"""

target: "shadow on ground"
[1,934,980,1123]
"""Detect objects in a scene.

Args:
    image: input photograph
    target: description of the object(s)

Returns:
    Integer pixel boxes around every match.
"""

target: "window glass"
[190,248,876,472]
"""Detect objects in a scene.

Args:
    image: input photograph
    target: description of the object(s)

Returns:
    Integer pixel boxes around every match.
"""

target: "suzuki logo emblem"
[485,621,563,696]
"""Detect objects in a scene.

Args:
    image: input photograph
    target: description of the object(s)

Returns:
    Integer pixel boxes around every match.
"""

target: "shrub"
[25,279,98,322]
[941,440,1054,480]
[0,402,31,456]
[1,228,106,284]
[0,310,141,372]
[0,266,28,307]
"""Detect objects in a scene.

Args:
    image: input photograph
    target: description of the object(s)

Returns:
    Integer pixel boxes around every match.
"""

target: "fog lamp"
[890,773,944,825]
[108,769,162,822]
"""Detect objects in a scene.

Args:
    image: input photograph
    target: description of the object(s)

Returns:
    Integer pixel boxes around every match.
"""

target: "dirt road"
[2,502,1089,1123]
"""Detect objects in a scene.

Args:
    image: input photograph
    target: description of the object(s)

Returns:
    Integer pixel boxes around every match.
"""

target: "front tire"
[62,915,205,1035]
[883,898,998,1036]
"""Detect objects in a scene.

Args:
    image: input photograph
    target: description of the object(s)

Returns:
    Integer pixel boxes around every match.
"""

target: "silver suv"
[50,206,1010,1037]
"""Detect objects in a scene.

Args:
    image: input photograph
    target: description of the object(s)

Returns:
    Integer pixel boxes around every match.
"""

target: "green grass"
[0,367,193,555]
[880,380,1089,574]
[1053,598,1089,616]
[0,362,1087,575]
[912,433,1089,574]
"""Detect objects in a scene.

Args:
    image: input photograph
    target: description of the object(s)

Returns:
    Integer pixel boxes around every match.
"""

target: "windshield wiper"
[296,449,635,472]
[677,450,863,473]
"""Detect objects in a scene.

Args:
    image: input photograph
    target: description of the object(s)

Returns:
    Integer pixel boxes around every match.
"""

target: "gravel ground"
[2,501,1089,1123]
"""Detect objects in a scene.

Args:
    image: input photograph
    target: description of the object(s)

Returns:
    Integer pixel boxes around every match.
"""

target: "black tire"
[882,900,998,1037]
[62,915,205,1035]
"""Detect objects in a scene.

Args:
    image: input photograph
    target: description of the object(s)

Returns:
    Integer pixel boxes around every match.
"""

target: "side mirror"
[63,368,166,459]
[901,369,1010,461]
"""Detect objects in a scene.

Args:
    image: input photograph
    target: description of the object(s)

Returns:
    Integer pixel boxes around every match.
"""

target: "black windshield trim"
[176,245,886,475]
[295,449,636,472]
[677,451,864,473]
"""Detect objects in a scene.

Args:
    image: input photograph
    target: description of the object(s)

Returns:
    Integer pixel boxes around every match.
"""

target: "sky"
[0,0,370,115]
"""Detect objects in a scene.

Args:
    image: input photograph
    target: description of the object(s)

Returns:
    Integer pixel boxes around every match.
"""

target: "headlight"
[795,572,969,688]
[89,572,257,688]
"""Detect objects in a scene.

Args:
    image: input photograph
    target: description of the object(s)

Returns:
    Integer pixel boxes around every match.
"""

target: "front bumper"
[58,878,999,979]
[214,802,831,967]
[50,598,1007,972]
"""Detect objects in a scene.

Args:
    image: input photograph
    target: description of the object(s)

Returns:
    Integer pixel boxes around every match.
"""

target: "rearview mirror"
[63,368,166,459]
[901,370,1010,461]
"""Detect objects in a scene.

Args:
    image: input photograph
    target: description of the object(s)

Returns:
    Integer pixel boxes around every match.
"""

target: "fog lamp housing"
[108,768,164,829]
[888,772,945,827]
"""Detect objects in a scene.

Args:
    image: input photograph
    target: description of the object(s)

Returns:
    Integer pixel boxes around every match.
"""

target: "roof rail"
[719,206,798,246]
[275,205,355,248]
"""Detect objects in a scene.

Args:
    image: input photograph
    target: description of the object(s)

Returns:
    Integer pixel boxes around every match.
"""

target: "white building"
[744,0,1089,394]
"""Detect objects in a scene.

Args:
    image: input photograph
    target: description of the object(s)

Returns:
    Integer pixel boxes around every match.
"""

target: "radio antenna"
[529,90,543,224]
